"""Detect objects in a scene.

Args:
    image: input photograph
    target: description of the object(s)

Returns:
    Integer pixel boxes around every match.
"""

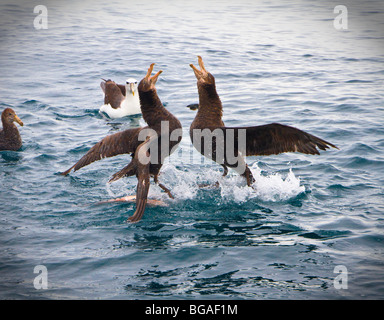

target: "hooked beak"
[130,82,135,96]
[14,114,23,126]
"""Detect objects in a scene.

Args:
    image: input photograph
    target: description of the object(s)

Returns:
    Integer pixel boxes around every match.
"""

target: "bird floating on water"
[0,108,24,151]
[189,56,338,186]
[99,77,141,118]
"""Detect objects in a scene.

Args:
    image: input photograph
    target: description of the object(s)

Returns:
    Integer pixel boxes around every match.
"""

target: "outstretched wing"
[100,80,125,109]
[223,123,338,156]
[61,127,143,175]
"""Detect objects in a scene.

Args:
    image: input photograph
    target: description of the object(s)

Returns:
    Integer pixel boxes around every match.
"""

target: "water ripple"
[1,0,383,300]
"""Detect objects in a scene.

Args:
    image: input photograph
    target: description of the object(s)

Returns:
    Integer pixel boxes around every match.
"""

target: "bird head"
[125,78,138,96]
[190,56,215,86]
[138,63,163,92]
[2,108,23,126]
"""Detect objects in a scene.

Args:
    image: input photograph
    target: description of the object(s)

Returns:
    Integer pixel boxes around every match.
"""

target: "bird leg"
[154,174,174,199]
[243,166,256,188]
[221,164,228,177]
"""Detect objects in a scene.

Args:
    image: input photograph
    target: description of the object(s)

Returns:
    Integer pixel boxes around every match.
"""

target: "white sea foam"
[105,162,305,203]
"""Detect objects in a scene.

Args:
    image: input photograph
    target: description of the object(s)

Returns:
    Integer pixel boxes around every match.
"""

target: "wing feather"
[61,127,143,175]
[101,80,125,109]
[222,123,338,156]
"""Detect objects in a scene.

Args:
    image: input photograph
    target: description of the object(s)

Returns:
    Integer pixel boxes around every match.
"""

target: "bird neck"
[2,119,15,134]
[2,121,19,139]
[196,83,223,123]
[139,89,168,128]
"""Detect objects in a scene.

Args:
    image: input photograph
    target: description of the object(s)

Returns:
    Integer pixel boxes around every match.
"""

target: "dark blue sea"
[0,0,383,299]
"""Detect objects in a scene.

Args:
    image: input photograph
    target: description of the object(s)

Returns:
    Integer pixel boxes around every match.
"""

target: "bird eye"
[126,82,130,84]
[135,81,137,84]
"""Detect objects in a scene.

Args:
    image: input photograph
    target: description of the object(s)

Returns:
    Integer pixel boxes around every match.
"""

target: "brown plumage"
[100,79,127,109]
[61,64,182,222]
[0,108,24,151]
[189,56,338,186]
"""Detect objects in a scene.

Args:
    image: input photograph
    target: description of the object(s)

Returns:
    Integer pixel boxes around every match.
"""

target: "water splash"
[250,163,306,202]
[105,162,305,204]
[212,163,305,203]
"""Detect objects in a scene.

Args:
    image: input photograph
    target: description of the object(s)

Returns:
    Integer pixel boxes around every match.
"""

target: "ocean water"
[0,0,383,299]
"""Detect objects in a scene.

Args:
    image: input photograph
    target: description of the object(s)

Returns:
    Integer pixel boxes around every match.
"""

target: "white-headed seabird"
[99,78,141,118]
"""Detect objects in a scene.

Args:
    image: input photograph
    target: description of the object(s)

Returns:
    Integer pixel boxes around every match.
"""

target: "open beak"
[190,63,202,77]
[14,114,23,126]
[130,82,135,96]
[150,69,162,84]
[190,55,208,79]
[197,55,207,72]
[144,63,163,85]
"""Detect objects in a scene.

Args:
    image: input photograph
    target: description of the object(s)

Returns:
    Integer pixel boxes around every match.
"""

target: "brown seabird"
[189,56,338,186]
[0,108,24,151]
[62,63,182,222]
